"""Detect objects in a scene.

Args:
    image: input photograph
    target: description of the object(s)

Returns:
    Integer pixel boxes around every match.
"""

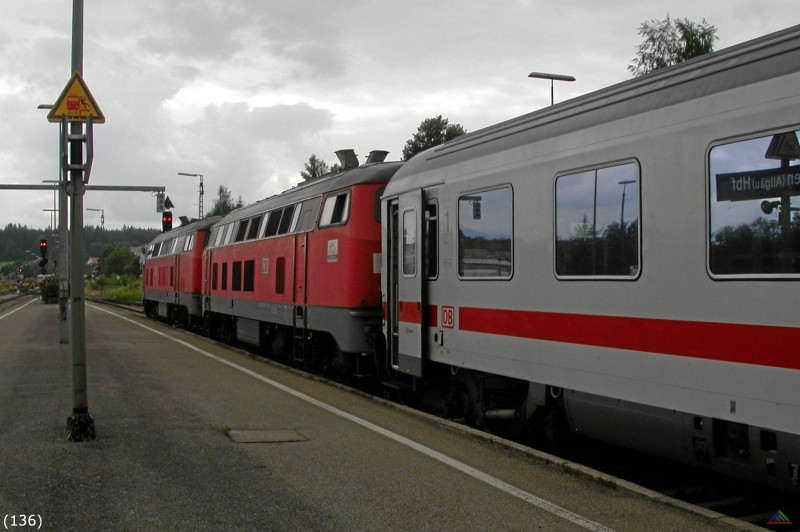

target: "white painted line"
[0,298,37,320]
[94,305,612,531]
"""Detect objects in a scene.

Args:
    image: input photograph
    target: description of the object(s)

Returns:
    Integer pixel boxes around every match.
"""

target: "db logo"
[441,306,455,329]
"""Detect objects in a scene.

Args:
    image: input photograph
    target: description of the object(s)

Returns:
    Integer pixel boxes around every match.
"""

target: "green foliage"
[300,154,332,180]
[0,223,158,265]
[402,115,467,161]
[207,185,244,217]
[86,275,142,302]
[100,245,140,277]
[628,15,717,77]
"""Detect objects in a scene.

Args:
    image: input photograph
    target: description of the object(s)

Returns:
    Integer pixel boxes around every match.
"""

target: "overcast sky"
[0,1,795,232]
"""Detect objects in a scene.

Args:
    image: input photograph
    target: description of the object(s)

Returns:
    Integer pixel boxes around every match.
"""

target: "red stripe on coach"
[458,307,800,370]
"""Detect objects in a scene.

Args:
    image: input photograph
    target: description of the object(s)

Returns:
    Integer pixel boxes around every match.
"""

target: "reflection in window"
[403,210,416,276]
[709,131,800,275]
[458,187,513,278]
[555,163,639,277]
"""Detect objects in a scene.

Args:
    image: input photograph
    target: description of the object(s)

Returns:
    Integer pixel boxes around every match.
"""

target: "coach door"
[386,189,425,377]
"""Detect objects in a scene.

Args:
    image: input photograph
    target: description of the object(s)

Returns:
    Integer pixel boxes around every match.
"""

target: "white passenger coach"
[382,25,800,490]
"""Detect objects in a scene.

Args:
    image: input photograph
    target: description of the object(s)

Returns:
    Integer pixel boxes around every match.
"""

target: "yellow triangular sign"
[47,72,105,124]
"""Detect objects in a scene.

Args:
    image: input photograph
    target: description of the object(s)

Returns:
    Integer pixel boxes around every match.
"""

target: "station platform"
[0,298,758,530]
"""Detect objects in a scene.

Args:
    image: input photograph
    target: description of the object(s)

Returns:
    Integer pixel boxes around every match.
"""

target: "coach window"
[212,263,218,290]
[709,130,800,276]
[458,186,513,278]
[555,163,640,278]
[243,260,255,291]
[275,257,286,294]
[246,215,262,240]
[232,261,242,291]
[320,192,350,228]
[221,263,228,291]
[424,202,438,279]
[402,209,417,276]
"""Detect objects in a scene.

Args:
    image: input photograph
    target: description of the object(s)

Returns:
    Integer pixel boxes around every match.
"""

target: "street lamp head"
[528,71,576,106]
[528,72,576,82]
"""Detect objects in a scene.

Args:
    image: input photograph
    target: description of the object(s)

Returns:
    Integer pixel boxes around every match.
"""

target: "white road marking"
[94,305,612,531]
[0,297,37,320]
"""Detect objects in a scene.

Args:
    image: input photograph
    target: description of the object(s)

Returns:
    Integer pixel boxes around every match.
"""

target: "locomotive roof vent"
[335,149,360,170]
[366,150,388,164]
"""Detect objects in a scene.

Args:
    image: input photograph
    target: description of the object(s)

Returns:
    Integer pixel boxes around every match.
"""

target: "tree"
[100,245,140,276]
[300,154,330,180]
[402,115,467,161]
[628,15,717,77]
[207,185,244,217]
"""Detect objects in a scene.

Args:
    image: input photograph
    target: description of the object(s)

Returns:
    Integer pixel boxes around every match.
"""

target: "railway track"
[91,298,798,530]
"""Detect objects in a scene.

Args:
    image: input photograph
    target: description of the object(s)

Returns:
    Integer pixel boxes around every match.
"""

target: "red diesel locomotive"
[143,149,402,374]
[143,216,220,329]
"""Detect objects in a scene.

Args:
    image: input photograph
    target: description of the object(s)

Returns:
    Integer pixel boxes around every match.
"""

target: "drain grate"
[227,429,308,443]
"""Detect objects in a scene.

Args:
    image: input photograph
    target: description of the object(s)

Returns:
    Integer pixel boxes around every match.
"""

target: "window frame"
[553,160,641,281]
[457,184,514,281]
[707,129,800,279]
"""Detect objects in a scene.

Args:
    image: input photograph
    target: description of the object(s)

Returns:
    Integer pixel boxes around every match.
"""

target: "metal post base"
[66,411,96,441]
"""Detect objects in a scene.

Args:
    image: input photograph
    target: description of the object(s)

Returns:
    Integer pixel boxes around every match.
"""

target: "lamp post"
[178,172,204,219]
[37,111,69,345]
[42,179,59,232]
[528,71,576,105]
[86,207,104,229]
[618,179,636,230]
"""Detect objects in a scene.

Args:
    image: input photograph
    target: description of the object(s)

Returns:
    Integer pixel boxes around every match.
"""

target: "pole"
[65,0,95,441]
[58,157,69,344]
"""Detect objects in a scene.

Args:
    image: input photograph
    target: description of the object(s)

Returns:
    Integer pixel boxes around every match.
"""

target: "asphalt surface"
[0,298,760,531]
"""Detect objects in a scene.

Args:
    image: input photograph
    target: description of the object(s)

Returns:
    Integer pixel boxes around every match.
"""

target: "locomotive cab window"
[709,130,800,276]
[555,162,640,278]
[320,192,350,228]
[458,186,513,278]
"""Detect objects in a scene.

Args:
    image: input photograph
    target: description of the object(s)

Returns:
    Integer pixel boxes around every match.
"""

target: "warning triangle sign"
[765,132,800,161]
[47,72,105,124]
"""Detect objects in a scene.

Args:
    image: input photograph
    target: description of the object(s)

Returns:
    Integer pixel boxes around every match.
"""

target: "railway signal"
[39,239,49,270]
[162,210,173,232]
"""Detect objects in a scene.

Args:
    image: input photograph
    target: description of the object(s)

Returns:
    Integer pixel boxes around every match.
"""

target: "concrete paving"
[0,298,757,531]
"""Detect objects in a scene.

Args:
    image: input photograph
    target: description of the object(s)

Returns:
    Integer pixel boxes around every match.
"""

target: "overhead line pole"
[65,0,94,441]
